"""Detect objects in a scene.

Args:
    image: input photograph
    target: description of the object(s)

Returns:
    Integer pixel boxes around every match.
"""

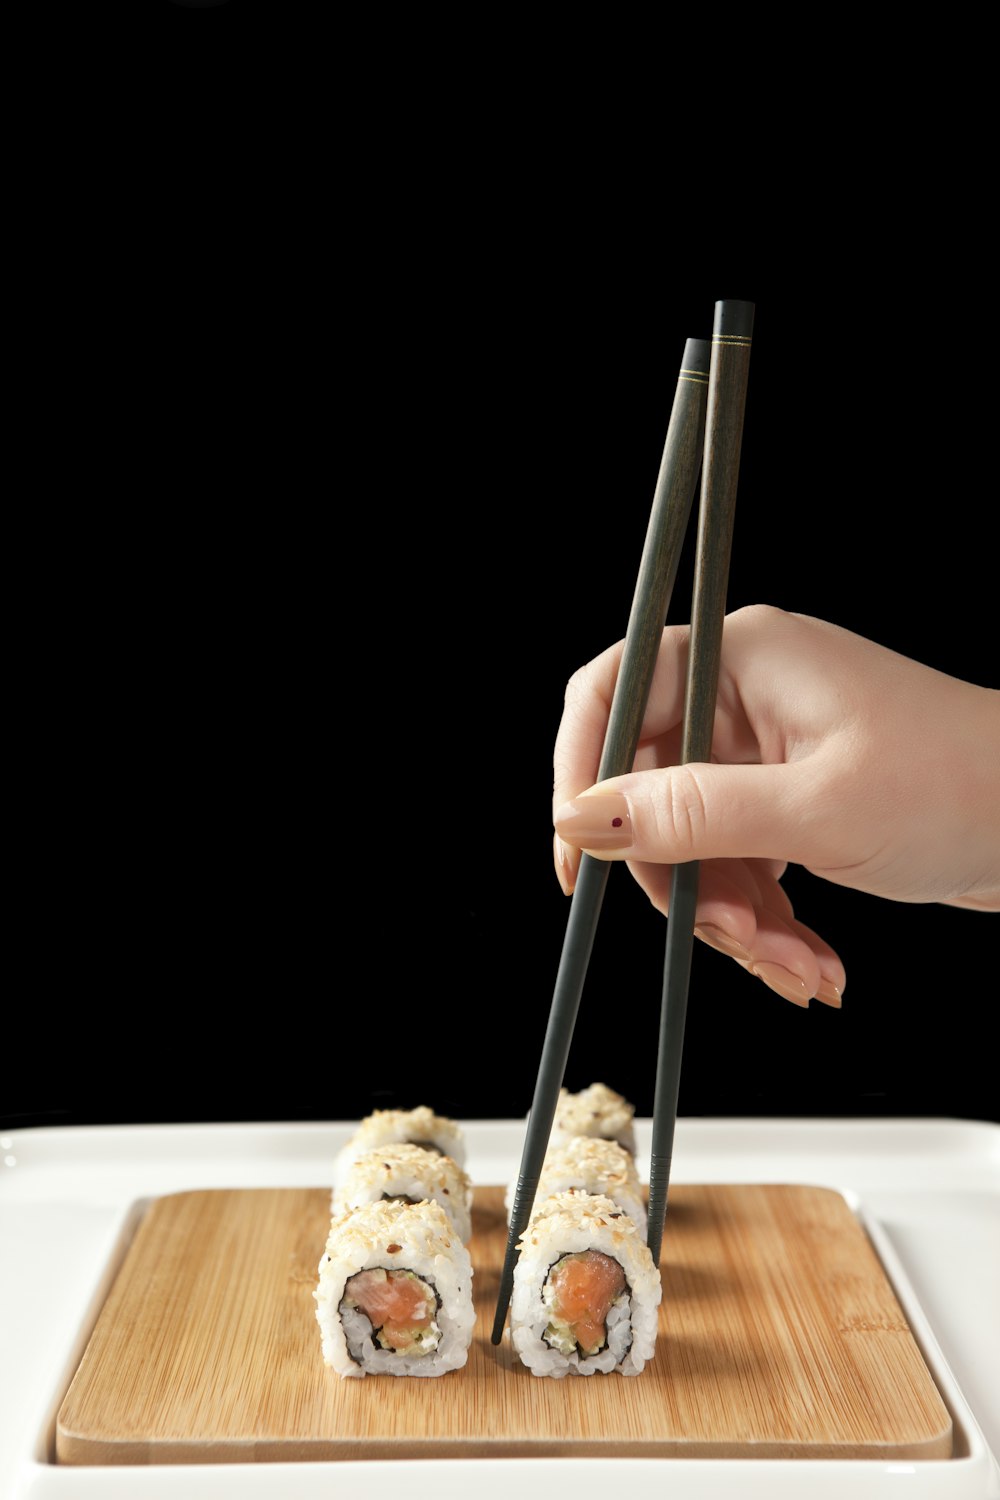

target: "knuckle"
[563,638,624,709]
[730,601,790,635]
[657,765,711,856]
[562,661,592,708]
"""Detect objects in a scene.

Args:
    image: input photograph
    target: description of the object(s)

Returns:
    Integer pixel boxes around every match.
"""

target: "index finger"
[552,624,692,818]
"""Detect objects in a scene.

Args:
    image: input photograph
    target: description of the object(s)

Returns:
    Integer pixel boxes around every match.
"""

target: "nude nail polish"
[553,794,633,850]
[694,925,753,962]
[815,979,843,1009]
[554,835,579,894]
[751,962,811,1008]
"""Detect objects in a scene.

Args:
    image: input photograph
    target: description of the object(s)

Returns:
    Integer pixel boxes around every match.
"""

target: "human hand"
[552,606,1000,1007]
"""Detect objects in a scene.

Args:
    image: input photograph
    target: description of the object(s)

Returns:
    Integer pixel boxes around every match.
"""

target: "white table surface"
[1,1117,997,1500]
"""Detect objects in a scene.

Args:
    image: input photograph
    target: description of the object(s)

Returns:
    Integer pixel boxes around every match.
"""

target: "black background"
[6,22,997,1132]
[11,271,996,1134]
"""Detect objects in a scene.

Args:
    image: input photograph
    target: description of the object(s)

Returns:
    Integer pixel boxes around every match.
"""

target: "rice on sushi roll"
[505,1135,647,1238]
[315,1198,474,1378]
[332,1142,474,1242]
[510,1191,660,1377]
[333,1106,466,1189]
[550,1082,637,1157]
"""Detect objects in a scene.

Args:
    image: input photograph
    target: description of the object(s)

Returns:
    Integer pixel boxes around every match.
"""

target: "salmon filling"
[342,1267,441,1356]
[543,1250,627,1356]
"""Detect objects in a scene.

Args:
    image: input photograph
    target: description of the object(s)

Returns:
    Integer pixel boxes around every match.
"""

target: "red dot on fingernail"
[612,817,623,828]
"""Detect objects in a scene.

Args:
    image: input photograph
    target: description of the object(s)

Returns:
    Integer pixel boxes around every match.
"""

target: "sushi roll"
[510,1191,661,1377]
[550,1082,637,1157]
[505,1135,647,1238]
[333,1106,466,1189]
[315,1198,474,1379]
[332,1142,474,1242]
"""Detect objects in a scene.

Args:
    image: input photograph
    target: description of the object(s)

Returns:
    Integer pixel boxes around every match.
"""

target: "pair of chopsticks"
[491,299,755,1343]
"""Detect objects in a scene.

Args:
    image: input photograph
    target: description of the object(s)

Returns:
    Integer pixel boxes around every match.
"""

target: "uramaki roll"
[505,1135,647,1238]
[315,1198,474,1379]
[333,1106,466,1190]
[332,1142,474,1242]
[510,1191,660,1377]
[550,1082,637,1157]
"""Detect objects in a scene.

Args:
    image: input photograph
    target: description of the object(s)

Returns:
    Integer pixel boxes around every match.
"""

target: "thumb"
[553,762,810,866]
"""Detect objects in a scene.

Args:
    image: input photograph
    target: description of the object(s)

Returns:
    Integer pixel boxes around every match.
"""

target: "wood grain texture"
[56,1184,953,1465]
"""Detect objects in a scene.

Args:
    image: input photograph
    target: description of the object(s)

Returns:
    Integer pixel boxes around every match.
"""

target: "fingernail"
[751,962,811,1008]
[695,925,752,962]
[815,979,843,1009]
[553,794,633,850]
[554,835,580,894]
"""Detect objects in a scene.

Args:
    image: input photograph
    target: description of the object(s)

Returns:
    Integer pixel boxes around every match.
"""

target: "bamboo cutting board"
[56,1184,952,1464]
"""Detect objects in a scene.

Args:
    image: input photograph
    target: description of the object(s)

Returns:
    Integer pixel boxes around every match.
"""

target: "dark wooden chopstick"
[645,299,755,1266]
[491,335,712,1344]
